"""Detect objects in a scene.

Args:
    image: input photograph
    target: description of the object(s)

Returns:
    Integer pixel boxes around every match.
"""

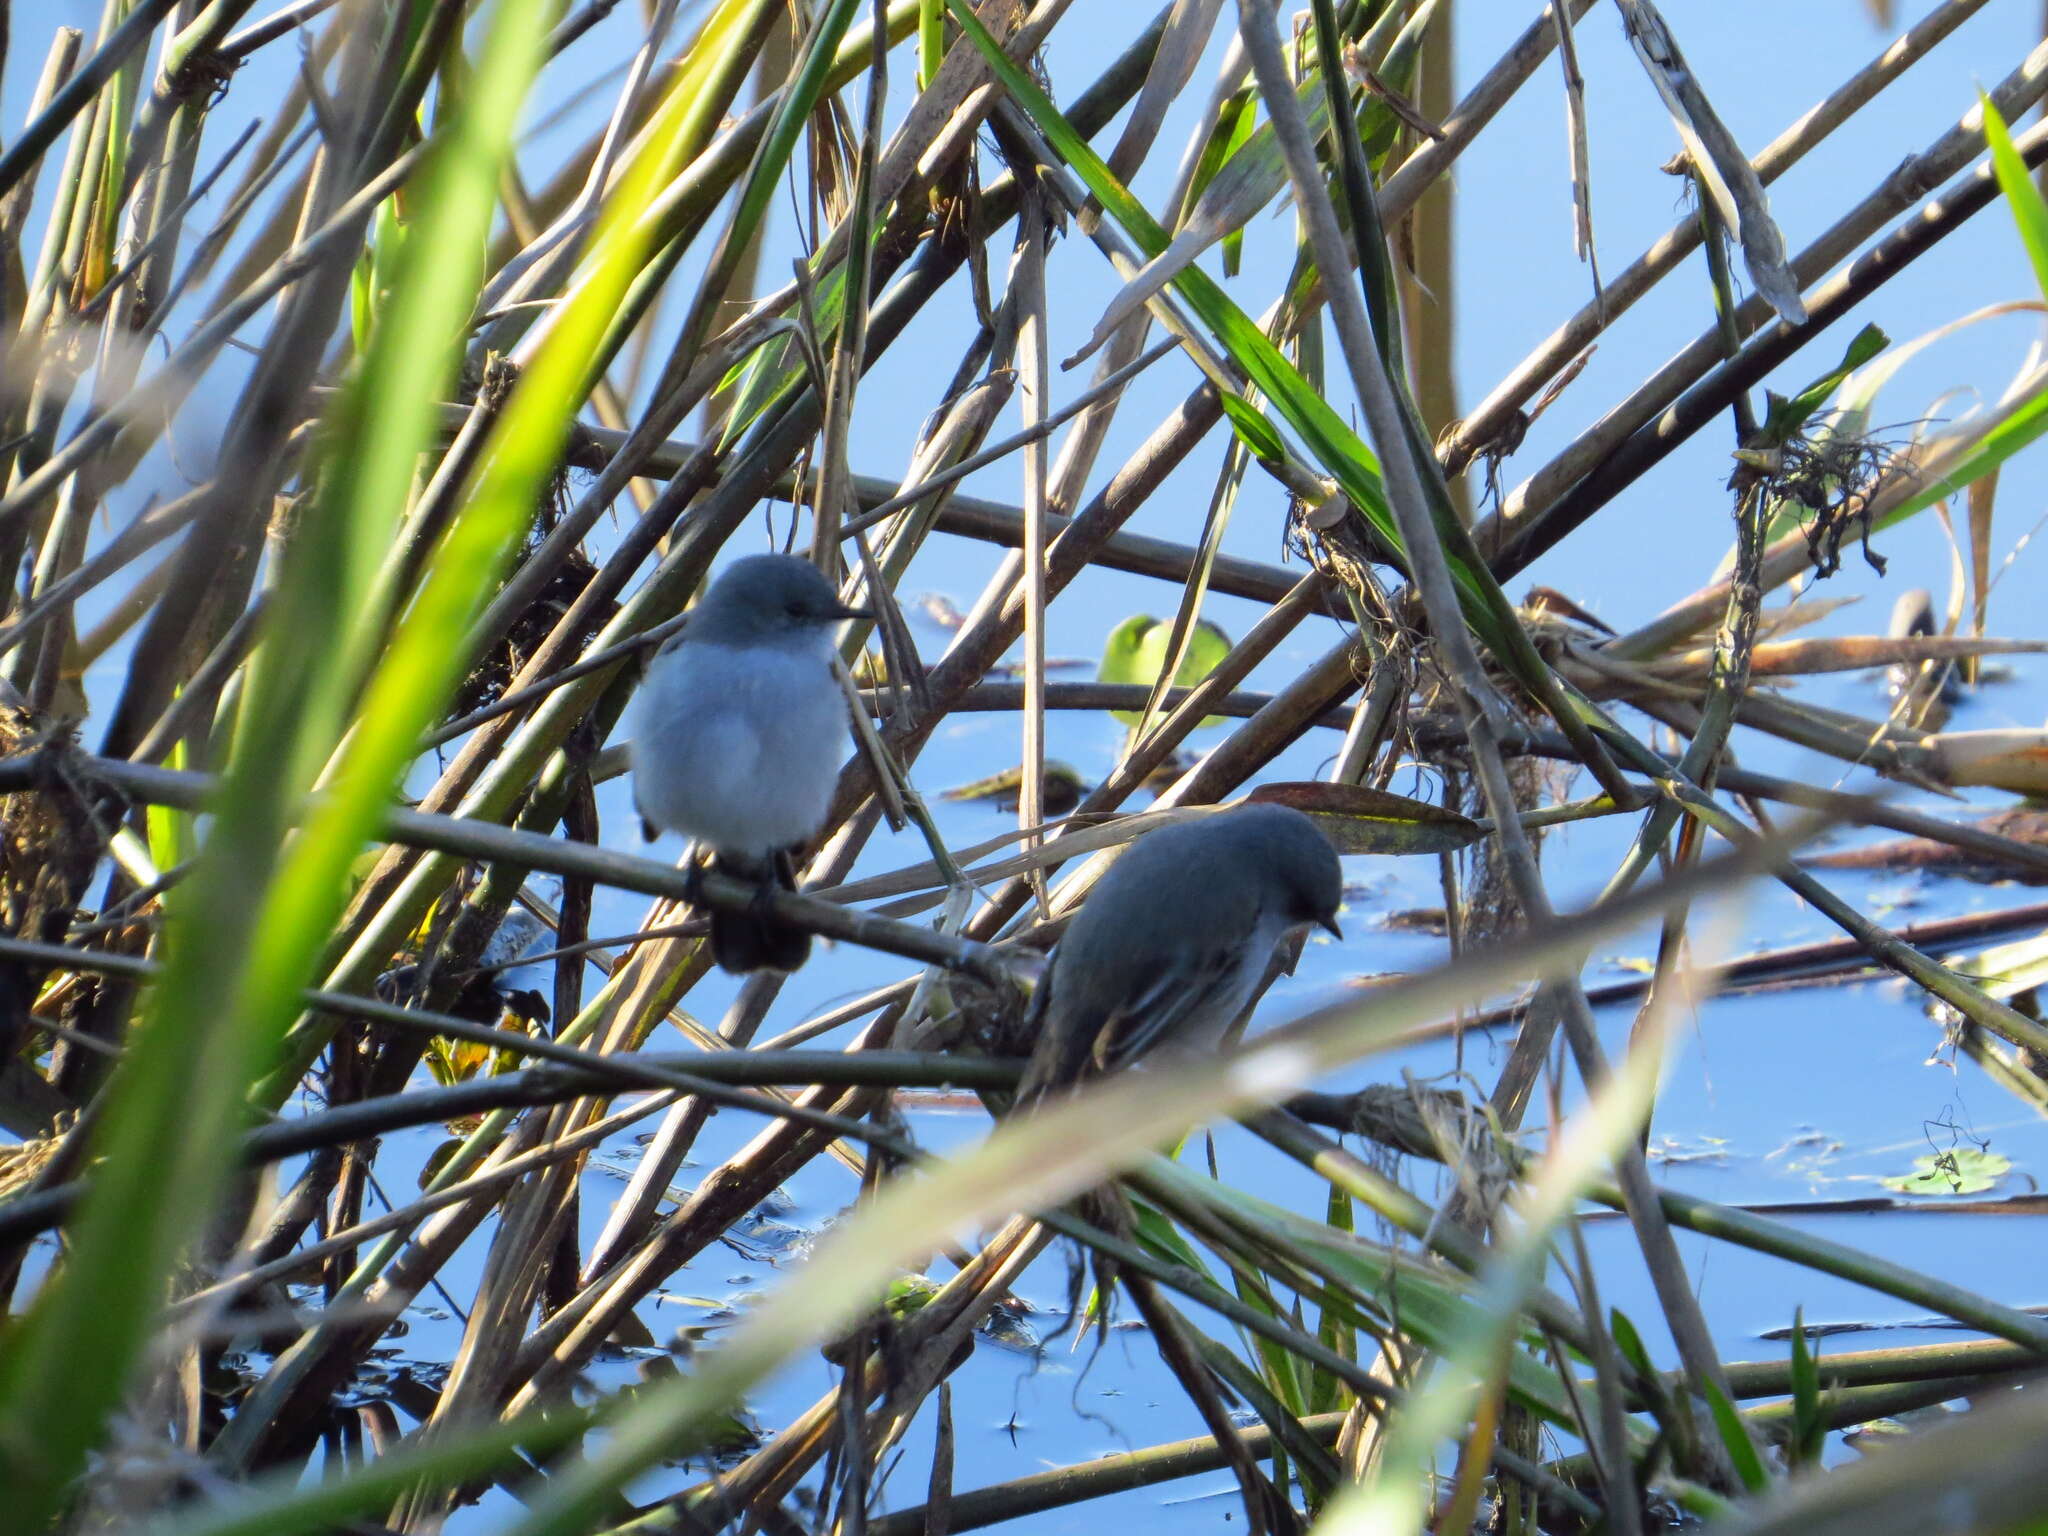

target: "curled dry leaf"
[1244,780,1482,856]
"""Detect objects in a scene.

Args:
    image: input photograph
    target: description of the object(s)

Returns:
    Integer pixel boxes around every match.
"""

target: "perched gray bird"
[1014,804,1343,1105]
[630,554,868,973]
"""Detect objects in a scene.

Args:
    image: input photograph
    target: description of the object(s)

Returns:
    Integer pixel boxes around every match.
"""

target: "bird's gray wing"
[1094,935,1252,1069]
[1013,940,1245,1104]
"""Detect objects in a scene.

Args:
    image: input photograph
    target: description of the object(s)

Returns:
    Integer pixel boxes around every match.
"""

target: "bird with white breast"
[629,553,869,974]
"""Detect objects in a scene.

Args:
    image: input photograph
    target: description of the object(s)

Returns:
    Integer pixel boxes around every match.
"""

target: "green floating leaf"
[1243,780,1482,856]
[1880,1148,2011,1196]
[1097,614,1232,728]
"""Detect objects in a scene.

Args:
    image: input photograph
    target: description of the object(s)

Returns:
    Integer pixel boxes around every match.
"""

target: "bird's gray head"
[688,554,870,647]
[1231,804,1344,939]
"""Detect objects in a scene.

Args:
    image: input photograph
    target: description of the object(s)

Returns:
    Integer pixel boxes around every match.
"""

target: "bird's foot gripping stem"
[679,849,711,912]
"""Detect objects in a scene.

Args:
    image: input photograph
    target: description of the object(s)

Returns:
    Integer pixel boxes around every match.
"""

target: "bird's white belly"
[630,641,847,857]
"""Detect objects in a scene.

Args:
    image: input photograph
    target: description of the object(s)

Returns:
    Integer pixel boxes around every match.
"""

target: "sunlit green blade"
[0,0,560,1519]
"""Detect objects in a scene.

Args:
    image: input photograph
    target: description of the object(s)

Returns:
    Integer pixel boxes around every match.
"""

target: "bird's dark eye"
[785,602,806,618]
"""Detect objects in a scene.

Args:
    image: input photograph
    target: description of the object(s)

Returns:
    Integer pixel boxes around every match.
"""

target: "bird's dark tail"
[1007,988,1098,1112]
[707,849,811,974]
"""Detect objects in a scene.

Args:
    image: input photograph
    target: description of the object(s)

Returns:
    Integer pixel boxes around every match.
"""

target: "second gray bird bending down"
[1014,803,1343,1105]
[630,554,868,974]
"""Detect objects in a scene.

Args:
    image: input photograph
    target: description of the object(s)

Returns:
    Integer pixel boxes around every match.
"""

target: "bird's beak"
[1318,914,1344,940]
[833,603,874,621]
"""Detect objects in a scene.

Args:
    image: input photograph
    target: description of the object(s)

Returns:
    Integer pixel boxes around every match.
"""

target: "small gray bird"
[1014,803,1343,1105]
[630,554,868,973]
